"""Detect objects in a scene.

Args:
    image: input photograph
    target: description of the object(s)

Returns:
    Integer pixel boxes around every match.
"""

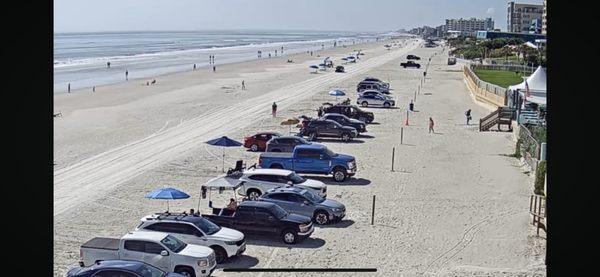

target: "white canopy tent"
[509,66,547,106]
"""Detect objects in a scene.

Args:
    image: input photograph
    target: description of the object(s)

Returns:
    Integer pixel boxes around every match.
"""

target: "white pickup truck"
[79,231,216,277]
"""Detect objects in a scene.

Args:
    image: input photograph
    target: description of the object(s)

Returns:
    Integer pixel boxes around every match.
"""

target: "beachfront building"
[507,66,547,123]
[507,1,544,33]
[475,31,546,43]
[542,0,547,34]
[435,25,447,37]
[445,17,494,35]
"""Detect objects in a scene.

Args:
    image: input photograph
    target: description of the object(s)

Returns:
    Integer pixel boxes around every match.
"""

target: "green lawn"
[474,69,528,88]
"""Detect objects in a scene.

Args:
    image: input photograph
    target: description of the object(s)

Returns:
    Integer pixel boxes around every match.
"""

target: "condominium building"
[507,1,544,33]
[445,17,494,33]
[542,0,547,34]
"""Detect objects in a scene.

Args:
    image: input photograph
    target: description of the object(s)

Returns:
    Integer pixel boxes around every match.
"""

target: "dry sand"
[54,38,545,276]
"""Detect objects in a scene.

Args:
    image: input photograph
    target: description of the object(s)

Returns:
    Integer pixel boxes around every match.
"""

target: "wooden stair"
[479,107,515,131]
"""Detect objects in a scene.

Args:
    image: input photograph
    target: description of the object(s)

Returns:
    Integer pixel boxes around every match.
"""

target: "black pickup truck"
[321,104,374,124]
[299,119,357,142]
[203,201,314,244]
[400,61,421,68]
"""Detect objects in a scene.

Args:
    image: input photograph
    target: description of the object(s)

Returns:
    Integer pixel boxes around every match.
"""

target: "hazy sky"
[54,0,543,33]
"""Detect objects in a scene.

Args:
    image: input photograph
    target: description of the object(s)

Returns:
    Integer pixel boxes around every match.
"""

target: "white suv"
[238,168,327,199]
[135,213,246,264]
[357,90,395,108]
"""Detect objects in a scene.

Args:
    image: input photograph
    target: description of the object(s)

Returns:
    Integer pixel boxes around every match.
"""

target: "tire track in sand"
[54,41,420,217]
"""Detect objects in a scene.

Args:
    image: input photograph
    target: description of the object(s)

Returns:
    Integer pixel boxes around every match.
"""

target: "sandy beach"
[54,37,545,276]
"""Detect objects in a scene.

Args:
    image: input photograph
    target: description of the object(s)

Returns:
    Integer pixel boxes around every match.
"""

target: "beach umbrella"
[281,118,300,135]
[146,187,190,212]
[329,89,346,102]
[205,136,243,172]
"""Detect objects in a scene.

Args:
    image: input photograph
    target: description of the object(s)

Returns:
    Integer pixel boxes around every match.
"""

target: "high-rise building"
[542,0,547,34]
[507,1,544,33]
[445,17,494,35]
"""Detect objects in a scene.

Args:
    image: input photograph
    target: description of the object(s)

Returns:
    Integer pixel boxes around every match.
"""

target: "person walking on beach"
[268,53,271,58]
[275,50,277,56]
[67,83,71,93]
[465,109,472,125]
[213,66,216,72]
[125,69,129,81]
[429,117,435,133]
[409,100,414,112]
[92,86,95,92]
[193,64,196,70]
[241,80,245,90]
[272,102,277,117]
[310,51,313,56]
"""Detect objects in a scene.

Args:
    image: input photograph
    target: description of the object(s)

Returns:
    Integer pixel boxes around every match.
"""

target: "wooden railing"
[530,194,547,236]
[479,107,515,131]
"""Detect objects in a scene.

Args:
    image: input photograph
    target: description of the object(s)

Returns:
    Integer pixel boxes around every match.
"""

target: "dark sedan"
[67,260,185,277]
[320,113,367,133]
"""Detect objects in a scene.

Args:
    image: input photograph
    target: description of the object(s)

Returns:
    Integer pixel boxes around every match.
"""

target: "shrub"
[534,161,546,195]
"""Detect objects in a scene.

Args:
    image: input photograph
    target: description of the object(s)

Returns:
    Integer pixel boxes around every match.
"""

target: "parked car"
[357,92,396,108]
[135,213,246,263]
[243,132,281,152]
[361,77,390,89]
[335,66,345,72]
[79,231,216,277]
[265,135,311,153]
[259,186,346,225]
[202,201,314,244]
[407,54,421,60]
[298,119,357,142]
[237,168,327,199]
[447,57,457,65]
[356,81,390,94]
[321,104,374,124]
[67,260,186,277]
[320,113,367,133]
[400,61,421,68]
[258,144,357,182]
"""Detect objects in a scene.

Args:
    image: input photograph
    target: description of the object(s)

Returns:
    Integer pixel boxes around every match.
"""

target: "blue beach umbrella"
[206,136,243,172]
[146,187,190,212]
[329,89,346,102]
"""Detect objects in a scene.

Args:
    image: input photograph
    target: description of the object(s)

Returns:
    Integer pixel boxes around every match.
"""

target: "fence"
[472,64,537,74]
[517,123,541,170]
[529,194,547,236]
[463,65,507,107]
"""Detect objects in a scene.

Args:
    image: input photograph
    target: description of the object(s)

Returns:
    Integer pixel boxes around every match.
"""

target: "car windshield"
[192,217,221,235]
[161,235,187,253]
[302,190,325,203]
[325,148,338,157]
[288,172,306,184]
[136,263,166,277]
[271,204,289,219]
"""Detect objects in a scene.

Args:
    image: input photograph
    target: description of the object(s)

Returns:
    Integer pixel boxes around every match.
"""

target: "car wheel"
[175,267,196,277]
[247,189,262,200]
[383,102,391,108]
[250,144,259,152]
[212,246,228,264]
[341,133,350,142]
[314,210,330,225]
[361,101,368,107]
[281,229,297,244]
[332,167,347,182]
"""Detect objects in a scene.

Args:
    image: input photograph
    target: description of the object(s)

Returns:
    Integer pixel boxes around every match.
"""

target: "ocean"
[54,30,391,93]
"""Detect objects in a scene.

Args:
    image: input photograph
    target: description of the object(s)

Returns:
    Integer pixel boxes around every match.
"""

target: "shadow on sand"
[245,236,326,249]
[358,134,375,139]
[319,219,355,229]
[217,255,259,269]
[307,176,371,186]
[315,138,365,144]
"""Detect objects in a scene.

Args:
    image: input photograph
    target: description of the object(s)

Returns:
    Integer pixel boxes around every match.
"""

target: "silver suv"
[258,186,346,225]
[357,90,396,108]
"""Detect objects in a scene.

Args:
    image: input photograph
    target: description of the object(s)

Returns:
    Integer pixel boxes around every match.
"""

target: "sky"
[54,0,543,33]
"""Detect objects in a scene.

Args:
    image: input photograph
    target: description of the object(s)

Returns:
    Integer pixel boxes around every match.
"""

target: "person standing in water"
[429,117,435,133]
[125,69,128,81]
[272,102,277,117]
[106,62,111,68]
[213,66,216,72]
[193,64,196,70]
[67,83,71,93]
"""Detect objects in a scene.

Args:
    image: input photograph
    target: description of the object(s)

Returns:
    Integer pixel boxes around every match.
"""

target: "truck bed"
[259,152,293,159]
[81,237,120,251]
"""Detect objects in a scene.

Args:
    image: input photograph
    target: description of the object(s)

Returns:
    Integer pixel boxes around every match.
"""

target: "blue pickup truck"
[258,144,357,182]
